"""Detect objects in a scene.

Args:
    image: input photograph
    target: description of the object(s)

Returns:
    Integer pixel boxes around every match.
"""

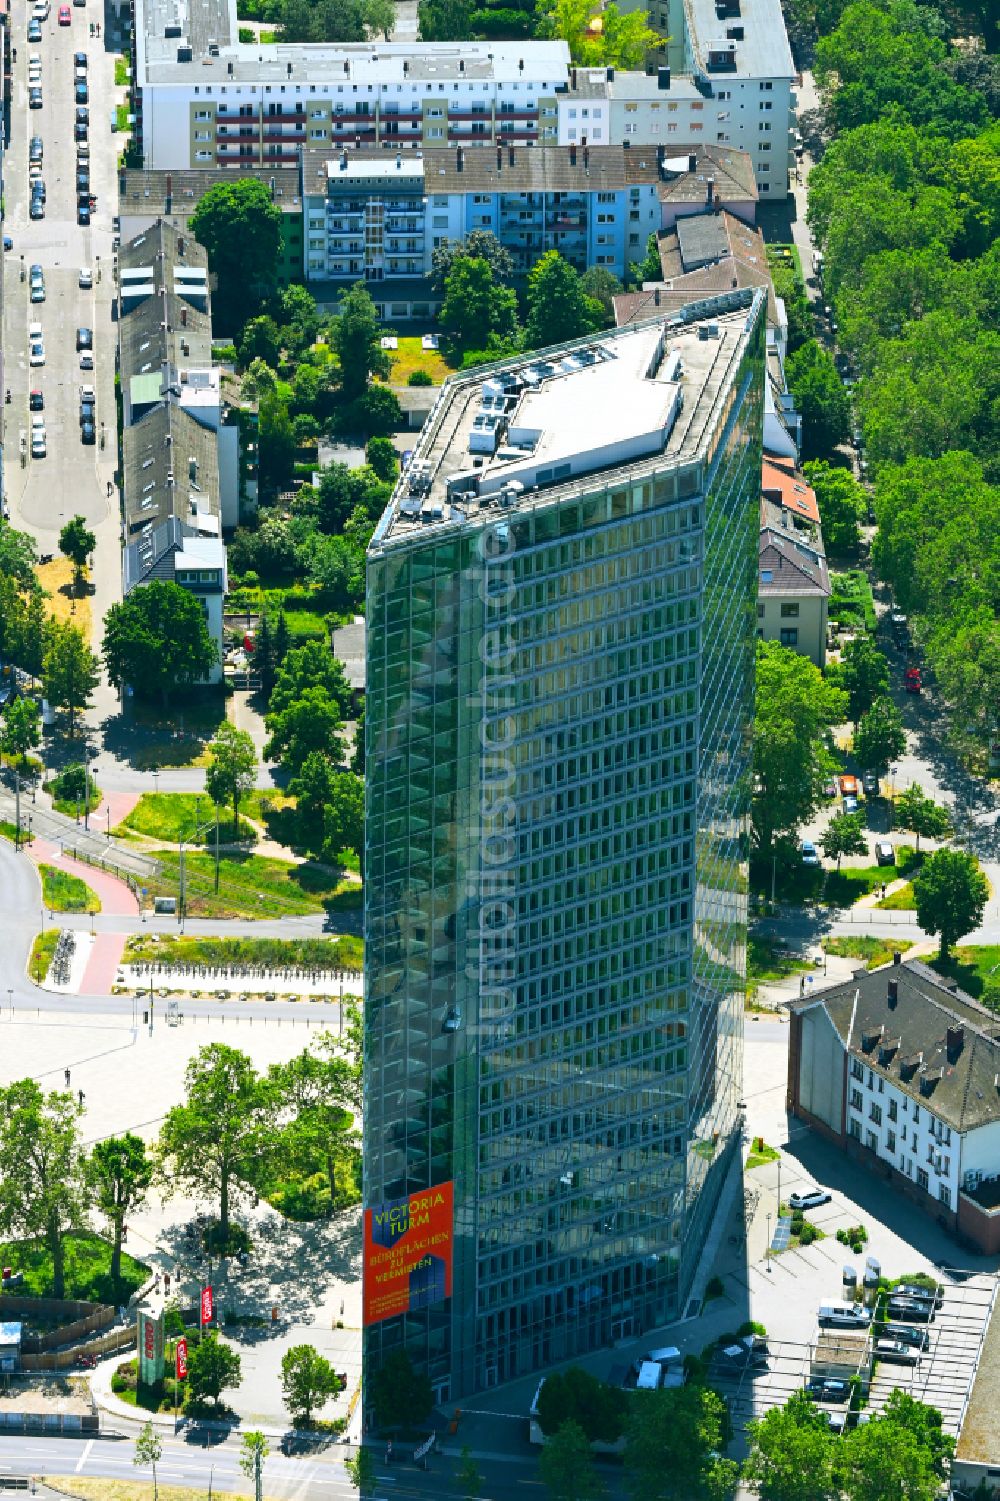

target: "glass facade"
[364,304,765,1402]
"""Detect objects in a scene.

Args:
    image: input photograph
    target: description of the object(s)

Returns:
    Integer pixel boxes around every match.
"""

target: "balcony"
[263,129,306,142]
[265,108,306,122]
[448,110,491,123]
[215,110,257,125]
[381,109,421,122]
[496,109,538,120]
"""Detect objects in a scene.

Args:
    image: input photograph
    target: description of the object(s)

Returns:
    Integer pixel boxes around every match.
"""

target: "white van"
[636,1360,662,1391]
[818,1301,871,1328]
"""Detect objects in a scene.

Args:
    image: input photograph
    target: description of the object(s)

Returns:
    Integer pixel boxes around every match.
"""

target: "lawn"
[125,695,228,769]
[876,882,916,910]
[36,555,92,642]
[29,928,59,984]
[0,1230,148,1303]
[123,932,363,972]
[113,55,129,84]
[39,863,101,914]
[279,607,329,641]
[389,336,454,386]
[48,768,103,819]
[747,1139,780,1169]
[148,849,362,919]
[47,1483,282,1501]
[116,792,256,846]
[928,946,1000,1004]
[823,936,914,969]
[747,935,811,999]
[0,819,34,845]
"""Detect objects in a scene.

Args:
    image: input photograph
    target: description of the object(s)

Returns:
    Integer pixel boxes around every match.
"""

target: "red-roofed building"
[758,459,829,667]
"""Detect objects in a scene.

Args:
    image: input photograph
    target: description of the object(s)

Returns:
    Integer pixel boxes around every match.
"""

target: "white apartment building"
[131,0,569,170]
[788,958,1000,1253]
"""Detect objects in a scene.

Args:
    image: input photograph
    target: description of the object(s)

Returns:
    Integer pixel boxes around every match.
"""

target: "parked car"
[29,135,43,163]
[804,1377,849,1404]
[76,170,90,193]
[79,400,95,426]
[904,666,922,694]
[875,1339,920,1365]
[73,48,87,66]
[81,418,95,444]
[29,198,45,220]
[79,350,94,370]
[874,840,895,866]
[75,81,88,103]
[800,841,821,867]
[838,775,860,797]
[842,795,859,814]
[76,327,93,351]
[58,3,72,20]
[29,338,45,366]
[75,121,88,142]
[2,235,12,252]
[823,777,838,798]
[862,771,879,796]
[886,1296,934,1322]
[895,1282,942,1307]
[31,426,47,458]
[818,1302,871,1329]
[884,1323,929,1350]
[77,203,90,225]
[27,20,42,40]
[790,1188,831,1210]
[79,266,92,289]
[28,86,43,108]
[76,105,89,124]
[29,390,44,411]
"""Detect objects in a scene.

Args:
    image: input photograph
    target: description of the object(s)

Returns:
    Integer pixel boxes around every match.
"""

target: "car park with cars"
[75,80,88,103]
[883,1323,929,1350]
[818,1301,871,1328]
[874,1338,920,1364]
[886,1295,935,1322]
[77,202,90,225]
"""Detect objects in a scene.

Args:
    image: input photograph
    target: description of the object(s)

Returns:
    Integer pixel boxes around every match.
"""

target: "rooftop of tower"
[371,287,765,551]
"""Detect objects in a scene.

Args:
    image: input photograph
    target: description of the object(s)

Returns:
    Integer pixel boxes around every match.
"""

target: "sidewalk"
[28,836,139,918]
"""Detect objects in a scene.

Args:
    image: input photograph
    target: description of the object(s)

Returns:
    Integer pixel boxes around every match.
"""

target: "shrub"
[737,1320,767,1337]
[799,1223,818,1245]
[705,1275,725,1300]
[407,369,433,387]
[535,1366,627,1443]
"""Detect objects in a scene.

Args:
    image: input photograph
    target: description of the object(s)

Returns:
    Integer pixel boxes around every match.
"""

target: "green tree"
[840,1405,940,1501]
[314,462,391,534]
[239,315,282,369]
[280,282,322,348]
[819,810,867,870]
[837,635,890,727]
[455,1446,483,1499]
[58,515,96,596]
[258,393,297,492]
[431,230,515,291]
[157,1044,272,1246]
[1,696,41,768]
[269,1031,359,1210]
[634,232,663,283]
[0,1080,85,1300]
[42,620,99,734]
[539,1420,604,1501]
[265,685,345,775]
[440,255,519,355]
[580,266,624,322]
[269,641,354,719]
[242,357,278,402]
[86,1134,153,1287]
[365,436,398,483]
[854,695,906,775]
[802,461,865,557]
[743,1391,835,1501]
[345,1448,377,1497]
[538,0,660,66]
[239,1431,270,1501]
[340,383,403,438]
[368,1349,433,1429]
[321,769,364,861]
[134,1421,163,1501]
[624,1384,731,1501]
[536,1367,627,1443]
[102,580,217,705]
[274,609,291,666]
[880,1391,953,1480]
[19,588,46,682]
[525,251,603,349]
[418,0,473,36]
[281,1343,341,1427]
[190,179,282,328]
[0,521,38,586]
[330,283,392,402]
[185,1332,243,1409]
[351,704,365,775]
[752,641,847,856]
[913,847,989,960]
[785,340,850,460]
[205,723,258,833]
[893,783,951,852]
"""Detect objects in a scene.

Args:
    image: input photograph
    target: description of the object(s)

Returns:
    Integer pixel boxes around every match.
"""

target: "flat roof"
[684,0,795,80]
[957,1296,1000,1465]
[371,287,764,550]
[120,166,302,218]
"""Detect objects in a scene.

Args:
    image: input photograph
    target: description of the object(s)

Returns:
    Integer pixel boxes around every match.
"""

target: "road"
[2,0,120,648]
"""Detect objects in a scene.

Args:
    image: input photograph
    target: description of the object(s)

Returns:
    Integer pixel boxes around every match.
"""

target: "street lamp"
[765,1212,772,1273]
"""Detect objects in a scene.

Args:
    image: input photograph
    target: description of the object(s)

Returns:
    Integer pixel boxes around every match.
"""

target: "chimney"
[396,152,402,168]
[180,305,187,326]
[583,143,589,171]
[654,287,660,306]
[657,144,665,168]
[887,978,898,1009]
[189,455,198,484]
[658,64,671,90]
[403,59,409,72]
[508,144,515,166]
[569,142,577,166]
[571,65,577,88]
[518,57,524,71]
[497,142,503,170]
[177,233,185,255]
[606,65,614,81]
[286,61,292,77]
[457,145,464,171]
[706,174,715,206]
[688,152,697,172]
[893,950,902,965]
[270,175,276,198]
[228,60,233,75]
[459,58,465,72]
[344,60,350,74]
[947,1024,965,1061]
[341,149,348,169]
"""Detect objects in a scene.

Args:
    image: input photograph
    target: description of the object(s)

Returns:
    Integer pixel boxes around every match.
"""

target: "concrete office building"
[363,288,766,1401]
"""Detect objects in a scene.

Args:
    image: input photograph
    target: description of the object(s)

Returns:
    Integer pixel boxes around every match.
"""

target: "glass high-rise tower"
[363,289,766,1403]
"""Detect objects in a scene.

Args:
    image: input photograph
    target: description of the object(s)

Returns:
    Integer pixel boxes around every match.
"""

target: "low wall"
[20,1323,135,1372]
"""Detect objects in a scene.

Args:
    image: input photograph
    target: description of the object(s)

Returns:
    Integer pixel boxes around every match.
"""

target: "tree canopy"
[439,255,519,355]
[525,252,605,349]
[191,179,283,329]
[102,580,217,705]
[893,783,951,851]
[752,641,847,855]
[329,284,392,402]
[430,230,515,290]
[913,847,989,960]
[205,723,258,830]
[0,1081,85,1300]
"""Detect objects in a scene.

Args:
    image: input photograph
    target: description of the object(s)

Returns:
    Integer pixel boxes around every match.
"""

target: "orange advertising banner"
[363,1181,454,1327]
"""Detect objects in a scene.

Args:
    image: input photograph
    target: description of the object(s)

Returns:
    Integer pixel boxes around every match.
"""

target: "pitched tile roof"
[762,457,820,524]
